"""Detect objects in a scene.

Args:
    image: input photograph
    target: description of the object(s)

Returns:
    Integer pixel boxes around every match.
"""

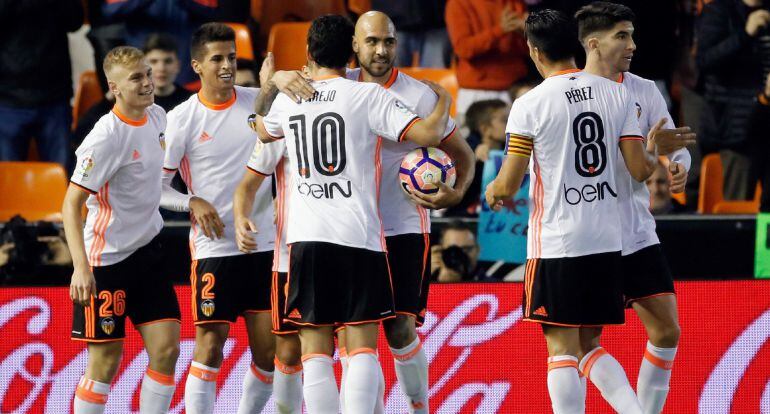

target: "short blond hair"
[103,46,145,79]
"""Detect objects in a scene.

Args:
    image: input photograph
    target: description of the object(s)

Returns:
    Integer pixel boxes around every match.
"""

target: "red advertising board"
[0,281,768,413]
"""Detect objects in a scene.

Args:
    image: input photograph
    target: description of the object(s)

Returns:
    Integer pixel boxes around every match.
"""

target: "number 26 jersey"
[262,75,421,252]
[505,70,643,259]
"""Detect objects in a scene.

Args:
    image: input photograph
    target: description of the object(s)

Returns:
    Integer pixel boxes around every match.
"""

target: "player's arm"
[410,132,476,209]
[254,52,315,115]
[62,185,95,306]
[233,170,267,253]
[485,149,530,211]
[620,135,658,182]
[402,81,452,147]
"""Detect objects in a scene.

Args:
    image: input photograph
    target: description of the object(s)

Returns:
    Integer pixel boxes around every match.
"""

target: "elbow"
[630,168,653,183]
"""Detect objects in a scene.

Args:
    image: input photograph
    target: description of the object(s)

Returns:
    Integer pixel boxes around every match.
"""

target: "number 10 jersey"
[262,75,421,252]
[505,70,643,259]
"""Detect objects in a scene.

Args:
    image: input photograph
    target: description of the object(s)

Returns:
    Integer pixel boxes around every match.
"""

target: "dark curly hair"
[307,14,354,69]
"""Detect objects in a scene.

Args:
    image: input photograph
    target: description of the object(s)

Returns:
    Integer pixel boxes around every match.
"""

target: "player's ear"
[587,36,600,52]
[191,59,201,76]
[352,36,359,53]
[107,79,119,97]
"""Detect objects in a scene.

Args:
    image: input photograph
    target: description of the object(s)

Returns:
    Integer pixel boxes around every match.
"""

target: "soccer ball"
[399,147,456,195]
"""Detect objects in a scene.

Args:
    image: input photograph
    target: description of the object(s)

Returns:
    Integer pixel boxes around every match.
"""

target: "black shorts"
[72,238,181,342]
[622,244,675,307]
[385,233,431,326]
[271,271,297,335]
[191,252,273,324]
[285,242,396,327]
[523,251,624,327]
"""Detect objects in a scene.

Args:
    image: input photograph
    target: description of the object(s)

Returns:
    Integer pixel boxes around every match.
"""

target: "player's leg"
[74,342,123,414]
[337,327,349,412]
[185,323,229,414]
[632,294,679,414]
[274,333,303,414]
[238,312,276,413]
[342,323,383,414]
[137,321,182,414]
[383,315,428,413]
[579,327,642,414]
[299,326,339,414]
[542,326,585,414]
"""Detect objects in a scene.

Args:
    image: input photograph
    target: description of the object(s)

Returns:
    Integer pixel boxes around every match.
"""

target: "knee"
[276,337,302,367]
[383,317,416,349]
[194,336,225,367]
[152,342,181,367]
[251,345,276,371]
[87,347,123,382]
[649,322,681,348]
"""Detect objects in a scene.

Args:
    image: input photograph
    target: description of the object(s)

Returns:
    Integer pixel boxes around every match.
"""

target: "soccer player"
[251,14,452,414]
[64,46,181,414]
[485,10,658,414]
[340,11,476,413]
[159,23,312,414]
[575,3,696,413]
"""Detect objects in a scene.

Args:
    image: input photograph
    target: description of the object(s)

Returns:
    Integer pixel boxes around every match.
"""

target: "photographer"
[431,221,484,282]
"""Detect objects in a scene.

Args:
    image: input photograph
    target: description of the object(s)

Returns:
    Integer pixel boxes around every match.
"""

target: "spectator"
[431,221,483,282]
[747,72,770,211]
[235,59,258,88]
[445,99,509,217]
[143,33,191,111]
[84,0,127,92]
[697,0,770,200]
[102,0,225,87]
[647,162,688,215]
[372,0,452,67]
[445,0,529,126]
[0,0,84,167]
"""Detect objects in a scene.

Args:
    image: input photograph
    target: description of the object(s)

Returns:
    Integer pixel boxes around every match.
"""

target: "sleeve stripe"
[266,131,285,140]
[247,166,270,177]
[398,116,422,142]
[508,143,534,151]
[440,125,457,143]
[507,132,533,141]
[619,135,645,142]
[507,152,532,158]
[507,139,534,148]
[162,167,178,173]
[70,181,97,195]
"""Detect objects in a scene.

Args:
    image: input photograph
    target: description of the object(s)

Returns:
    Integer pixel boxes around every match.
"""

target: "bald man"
[339,11,475,414]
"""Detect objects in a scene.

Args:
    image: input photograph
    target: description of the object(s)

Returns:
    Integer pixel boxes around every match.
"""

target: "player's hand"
[648,118,696,155]
[70,266,96,306]
[746,9,770,37]
[500,4,523,33]
[668,162,687,194]
[422,80,452,104]
[475,143,491,162]
[272,70,316,103]
[407,180,462,209]
[259,52,276,90]
[190,196,225,240]
[485,181,504,211]
[235,216,258,253]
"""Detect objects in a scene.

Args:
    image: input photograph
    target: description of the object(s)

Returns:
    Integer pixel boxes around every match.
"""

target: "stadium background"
[2,0,770,413]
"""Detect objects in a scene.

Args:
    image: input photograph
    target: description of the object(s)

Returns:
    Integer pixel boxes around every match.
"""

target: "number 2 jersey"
[261,75,422,252]
[505,69,643,259]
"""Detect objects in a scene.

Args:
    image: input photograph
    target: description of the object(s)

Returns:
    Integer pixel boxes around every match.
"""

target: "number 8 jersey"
[262,75,422,252]
[505,70,643,259]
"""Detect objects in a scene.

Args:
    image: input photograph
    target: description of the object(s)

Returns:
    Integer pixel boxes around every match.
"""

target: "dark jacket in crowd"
[0,0,84,107]
[746,94,770,211]
[697,0,769,152]
[372,0,447,31]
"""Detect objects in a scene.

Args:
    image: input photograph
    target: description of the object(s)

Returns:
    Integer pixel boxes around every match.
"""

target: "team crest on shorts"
[101,317,115,335]
[201,299,216,317]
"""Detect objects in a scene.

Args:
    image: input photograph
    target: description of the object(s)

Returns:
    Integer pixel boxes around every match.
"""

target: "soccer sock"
[184,361,219,414]
[344,348,381,414]
[339,347,348,413]
[139,368,175,414]
[546,356,584,414]
[236,361,274,414]
[273,357,303,414]
[74,377,110,414]
[637,341,677,414]
[391,337,429,413]
[302,354,339,414]
[580,372,587,402]
[580,347,643,414]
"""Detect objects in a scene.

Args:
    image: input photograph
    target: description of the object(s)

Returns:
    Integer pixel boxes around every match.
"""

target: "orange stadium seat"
[0,162,67,222]
[267,22,312,71]
[398,67,459,116]
[225,22,255,60]
[72,71,104,130]
[348,0,371,15]
[698,153,761,214]
[258,1,346,50]
[251,0,262,22]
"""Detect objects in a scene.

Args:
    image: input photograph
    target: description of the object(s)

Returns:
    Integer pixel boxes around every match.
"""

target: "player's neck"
[583,57,622,82]
[113,100,147,121]
[309,66,345,80]
[199,85,234,105]
[541,59,578,78]
[155,83,176,97]
[359,67,393,86]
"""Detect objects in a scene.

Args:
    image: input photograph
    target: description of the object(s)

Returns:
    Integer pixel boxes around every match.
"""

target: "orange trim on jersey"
[274,357,302,374]
[190,260,198,321]
[90,183,112,266]
[418,233,430,296]
[193,320,233,326]
[311,74,342,81]
[441,125,457,143]
[273,160,286,273]
[197,90,237,111]
[271,329,299,335]
[146,368,175,385]
[581,348,608,378]
[341,314,397,326]
[112,106,148,126]
[300,353,334,363]
[398,117,422,142]
[189,365,219,382]
[179,156,198,258]
[523,318,625,328]
[247,166,269,177]
[548,360,579,372]
[242,309,271,314]
[392,342,423,361]
[348,347,377,357]
[70,181,97,195]
[250,362,274,384]
[644,349,674,370]
[547,68,581,78]
[71,337,125,343]
[532,157,544,257]
[625,292,675,306]
[75,384,108,404]
[271,272,280,330]
[374,137,388,252]
[619,135,645,142]
[284,319,337,328]
[617,73,625,83]
[523,260,532,317]
[383,68,399,89]
[134,318,181,327]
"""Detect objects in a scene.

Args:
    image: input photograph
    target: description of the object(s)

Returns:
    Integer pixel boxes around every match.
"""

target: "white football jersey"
[246,140,291,273]
[163,86,275,260]
[346,68,457,236]
[71,105,166,266]
[505,69,643,259]
[262,75,422,252]
[616,72,692,255]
